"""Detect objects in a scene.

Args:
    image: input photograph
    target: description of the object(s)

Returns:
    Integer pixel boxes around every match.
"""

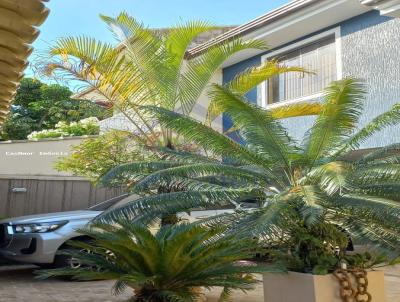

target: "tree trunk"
[158,144,179,226]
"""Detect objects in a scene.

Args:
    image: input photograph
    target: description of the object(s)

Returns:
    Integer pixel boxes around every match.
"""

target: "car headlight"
[12,221,68,234]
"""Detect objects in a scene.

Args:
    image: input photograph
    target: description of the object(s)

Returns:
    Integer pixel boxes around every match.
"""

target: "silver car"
[0,195,130,267]
[0,195,255,268]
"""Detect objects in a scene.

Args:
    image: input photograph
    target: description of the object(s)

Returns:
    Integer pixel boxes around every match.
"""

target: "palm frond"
[222,101,322,136]
[353,183,400,201]
[299,185,325,225]
[150,146,219,163]
[228,60,308,95]
[100,161,182,187]
[334,205,400,251]
[305,161,352,195]
[304,78,366,166]
[44,36,156,140]
[269,102,322,119]
[134,163,275,192]
[358,143,400,164]
[112,280,128,296]
[335,103,400,156]
[165,20,214,68]
[97,189,258,224]
[350,163,400,185]
[208,84,294,172]
[142,105,272,169]
[229,201,291,237]
[100,12,164,95]
[340,193,400,210]
[179,39,267,115]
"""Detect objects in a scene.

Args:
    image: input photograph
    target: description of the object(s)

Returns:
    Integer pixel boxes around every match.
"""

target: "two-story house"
[188,0,400,148]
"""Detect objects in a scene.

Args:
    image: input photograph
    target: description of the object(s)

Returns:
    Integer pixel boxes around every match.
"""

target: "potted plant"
[261,221,394,302]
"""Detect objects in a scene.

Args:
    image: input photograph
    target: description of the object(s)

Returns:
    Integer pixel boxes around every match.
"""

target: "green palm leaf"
[100,12,164,97]
[304,78,366,166]
[208,84,294,172]
[100,161,183,187]
[335,103,400,156]
[206,60,309,123]
[179,39,267,115]
[306,161,352,195]
[350,163,400,185]
[143,105,272,169]
[97,189,258,224]
[133,163,276,192]
[358,143,400,164]
[228,60,308,95]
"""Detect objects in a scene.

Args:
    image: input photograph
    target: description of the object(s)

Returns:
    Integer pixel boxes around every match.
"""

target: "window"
[264,35,338,105]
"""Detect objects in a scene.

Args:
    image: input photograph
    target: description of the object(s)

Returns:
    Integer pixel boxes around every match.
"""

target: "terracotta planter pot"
[263,271,386,302]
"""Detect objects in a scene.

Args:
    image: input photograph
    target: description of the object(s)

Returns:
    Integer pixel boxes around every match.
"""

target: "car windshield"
[88,194,131,211]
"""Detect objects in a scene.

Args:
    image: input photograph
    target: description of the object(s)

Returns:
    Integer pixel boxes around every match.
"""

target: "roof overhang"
[360,0,400,17]
[0,0,50,127]
[189,0,372,68]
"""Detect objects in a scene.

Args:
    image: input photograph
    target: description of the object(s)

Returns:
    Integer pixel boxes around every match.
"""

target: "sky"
[29,0,288,89]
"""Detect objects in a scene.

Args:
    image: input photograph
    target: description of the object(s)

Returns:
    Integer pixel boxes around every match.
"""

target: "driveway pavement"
[0,265,399,302]
[0,265,131,302]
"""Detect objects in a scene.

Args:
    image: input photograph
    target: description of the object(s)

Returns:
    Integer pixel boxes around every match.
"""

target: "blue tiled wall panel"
[222,10,400,148]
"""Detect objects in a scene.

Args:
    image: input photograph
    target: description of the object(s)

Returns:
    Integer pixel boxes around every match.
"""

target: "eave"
[186,0,319,59]
[188,0,372,68]
[0,0,50,127]
[360,0,400,17]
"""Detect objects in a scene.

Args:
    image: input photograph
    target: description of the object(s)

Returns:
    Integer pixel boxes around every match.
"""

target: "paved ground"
[0,265,131,302]
[0,265,399,302]
[384,266,400,302]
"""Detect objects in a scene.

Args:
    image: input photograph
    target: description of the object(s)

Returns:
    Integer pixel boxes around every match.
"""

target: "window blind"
[266,35,337,104]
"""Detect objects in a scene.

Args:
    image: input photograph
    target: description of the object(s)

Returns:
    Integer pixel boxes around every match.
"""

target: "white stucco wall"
[0,137,91,177]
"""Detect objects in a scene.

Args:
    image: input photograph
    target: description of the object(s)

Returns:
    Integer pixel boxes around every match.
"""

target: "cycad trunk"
[157,185,179,226]
[159,142,179,226]
[134,287,173,302]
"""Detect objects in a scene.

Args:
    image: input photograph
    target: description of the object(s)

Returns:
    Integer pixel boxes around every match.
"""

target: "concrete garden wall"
[0,137,124,217]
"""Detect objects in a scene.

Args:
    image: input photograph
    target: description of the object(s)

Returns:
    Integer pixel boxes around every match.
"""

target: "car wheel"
[53,238,93,270]
[53,247,90,269]
[55,248,113,269]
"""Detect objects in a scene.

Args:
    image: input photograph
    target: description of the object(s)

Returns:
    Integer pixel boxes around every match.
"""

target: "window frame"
[259,27,342,108]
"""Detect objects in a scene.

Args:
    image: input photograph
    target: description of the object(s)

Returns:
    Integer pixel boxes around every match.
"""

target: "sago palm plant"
[99,78,400,255]
[41,12,323,148]
[37,222,276,302]
[40,12,295,148]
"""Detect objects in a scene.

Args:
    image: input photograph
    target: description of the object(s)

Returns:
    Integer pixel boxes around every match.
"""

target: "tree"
[55,130,152,182]
[0,78,108,140]
[38,222,276,301]
[41,13,317,149]
[99,79,400,258]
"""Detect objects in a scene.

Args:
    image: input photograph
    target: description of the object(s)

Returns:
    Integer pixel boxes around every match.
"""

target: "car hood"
[0,210,102,224]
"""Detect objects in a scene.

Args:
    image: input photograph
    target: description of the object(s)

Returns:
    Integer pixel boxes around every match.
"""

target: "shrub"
[55,130,152,182]
[27,117,100,140]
